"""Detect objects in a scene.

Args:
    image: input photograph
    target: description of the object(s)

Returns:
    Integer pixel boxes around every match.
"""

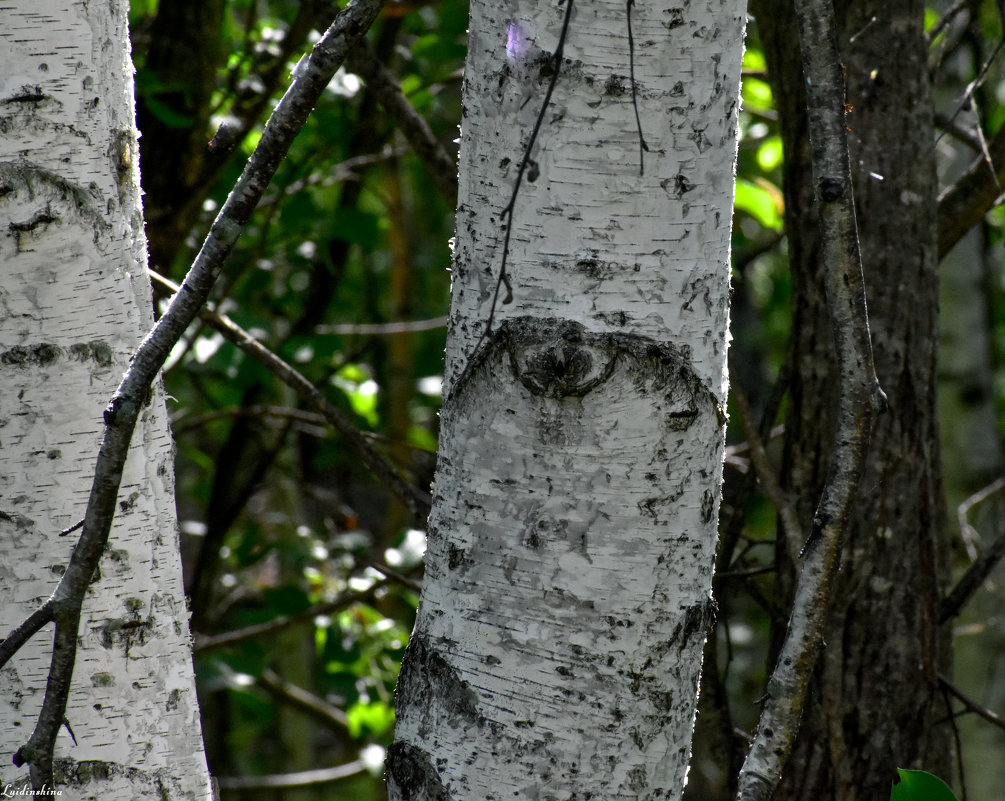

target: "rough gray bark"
[752,0,954,798]
[735,0,884,795]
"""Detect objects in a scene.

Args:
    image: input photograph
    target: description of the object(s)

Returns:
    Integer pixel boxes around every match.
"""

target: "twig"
[172,405,329,435]
[714,564,776,582]
[367,561,423,592]
[57,519,84,538]
[257,668,349,730]
[934,111,982,152]
[735,0,885,797]
[940,478,1005,622]
[0,603,55,671]
[733,231,785,271]
[316,315,449,335]
[926,0,969,44]
[345,41,459,203]
[257,146,406,208]
[151,269,431,521]
[938,674,1005,734]
[939,678,968,801]
[937,119,1005,258]
[215,761,366,790]
[193,580,387,653]
[731,385,802,548]
[3,1,385,790]
[958,476,1005,559]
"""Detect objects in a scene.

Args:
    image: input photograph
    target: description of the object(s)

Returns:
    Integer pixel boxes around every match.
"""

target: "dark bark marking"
[3,86,47,104]
[386,742,450,801]
[395,634,480,729]
[450,317,710,410]
[1,343,60,366]
[818,176,844,202]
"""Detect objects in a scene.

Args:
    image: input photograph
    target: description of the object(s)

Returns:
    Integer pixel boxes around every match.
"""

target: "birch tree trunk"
[388,1,745,798]
[0,2,213,797]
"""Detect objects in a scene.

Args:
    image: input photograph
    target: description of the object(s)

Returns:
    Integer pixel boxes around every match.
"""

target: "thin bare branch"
[735,0,884,796]
[215,761,366,790]
[194,580,387,653]
[940,477,1005,622]
[317,315,449,336]
[172,405,329,434]
[934,112,982,151]
[927,0,968,44]
[938,121,1005,259]
[257,668,350,730]
[151,269,432,520]
[938,674,1005,734]
[345,41,459,203]
[0,602,54,671]
[731,385,802,547]
[7,1,385,789]
[366,561,423,592]
[939,679,969,801]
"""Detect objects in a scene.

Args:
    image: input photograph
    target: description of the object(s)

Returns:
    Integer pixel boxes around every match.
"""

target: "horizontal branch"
[194,580,386,653]
[317,315,449,336]
[215,761,366,790]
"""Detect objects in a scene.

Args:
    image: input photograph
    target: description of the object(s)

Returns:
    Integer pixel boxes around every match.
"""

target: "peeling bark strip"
[389,1,745,799]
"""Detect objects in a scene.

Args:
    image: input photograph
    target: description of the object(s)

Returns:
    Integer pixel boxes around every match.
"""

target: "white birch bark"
[0,2,213,798]
[388,1,744,798]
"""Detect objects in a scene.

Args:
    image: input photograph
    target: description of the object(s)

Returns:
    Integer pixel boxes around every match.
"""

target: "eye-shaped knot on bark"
[507,321,617,398]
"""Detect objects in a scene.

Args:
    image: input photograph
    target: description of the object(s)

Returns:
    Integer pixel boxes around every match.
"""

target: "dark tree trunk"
[136,0,227,272]
[752,1,954,797]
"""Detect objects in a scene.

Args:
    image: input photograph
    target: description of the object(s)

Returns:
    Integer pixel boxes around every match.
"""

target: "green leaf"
[346,700,396,738]
[890,769,959,801]
[735,178,784,231]
[757,136,784,171]
[742,77,774,109]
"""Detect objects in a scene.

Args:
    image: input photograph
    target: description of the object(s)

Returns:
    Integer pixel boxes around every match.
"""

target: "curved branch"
[940,478,1005,622]
[735,0,885,797]
[12,1,385,790]
[937,123,1005,259]
[257,669,350,731]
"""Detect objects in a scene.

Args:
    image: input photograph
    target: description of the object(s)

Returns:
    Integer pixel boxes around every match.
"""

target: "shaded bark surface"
[752,1,953,798]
